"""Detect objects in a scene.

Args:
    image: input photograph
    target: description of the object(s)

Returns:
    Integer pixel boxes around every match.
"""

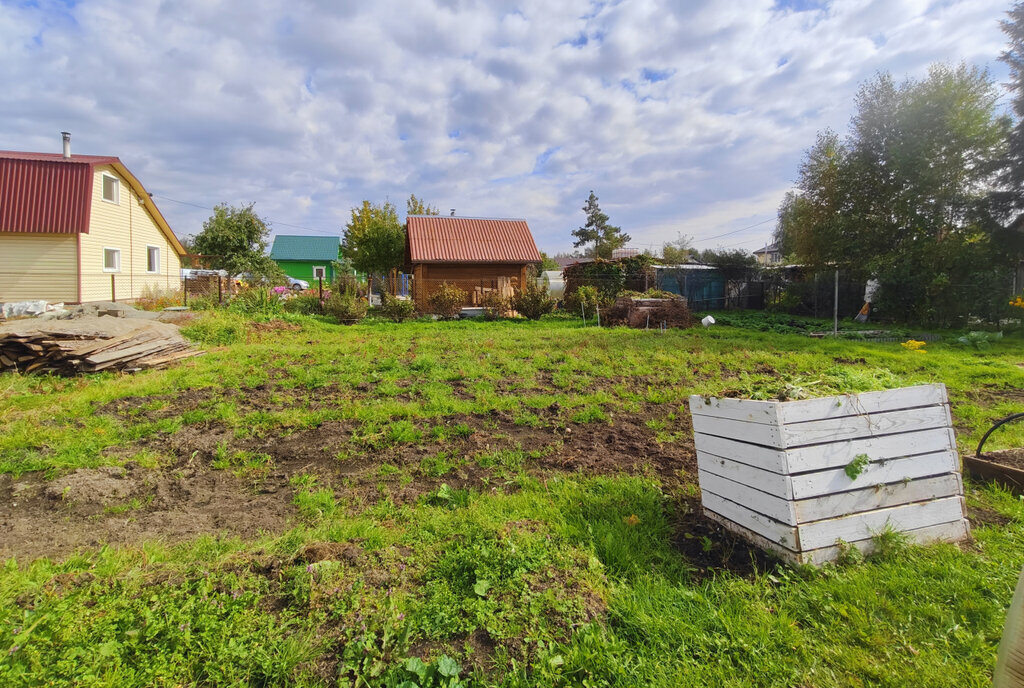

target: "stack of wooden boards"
[689,383,969,565]
[0,317,202,375]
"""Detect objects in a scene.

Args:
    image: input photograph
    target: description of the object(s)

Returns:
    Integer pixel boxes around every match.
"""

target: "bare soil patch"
[8,379,699,562]
[0,463,295,561]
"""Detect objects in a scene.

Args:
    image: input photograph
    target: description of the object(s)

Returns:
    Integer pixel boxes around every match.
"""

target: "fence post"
[111,274,115,302]
[217,275,222,305]
[833,269,839,336]
[183,274,188,307]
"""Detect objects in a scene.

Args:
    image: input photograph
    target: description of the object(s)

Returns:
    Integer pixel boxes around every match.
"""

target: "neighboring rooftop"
[406,215,542,264]
[269,234,341,262]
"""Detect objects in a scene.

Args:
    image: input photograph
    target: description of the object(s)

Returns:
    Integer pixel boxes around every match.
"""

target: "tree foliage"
[661,234,693,264]
[191,203,281,278]
[571,191,631,259]
[778,64,1013,325]
[538,251,560,271]
[696,248,757,281]
[406,194,440,217]
[342,200,406,279]
[999,3,1024,217]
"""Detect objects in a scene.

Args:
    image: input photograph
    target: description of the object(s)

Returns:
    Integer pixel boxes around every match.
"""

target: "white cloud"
[0,0,1012,252]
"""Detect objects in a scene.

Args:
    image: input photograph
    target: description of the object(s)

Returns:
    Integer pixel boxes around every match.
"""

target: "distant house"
[753,243,783,266]
[0,135,186,304]
[269,235,340,284]
[406,215,542,310]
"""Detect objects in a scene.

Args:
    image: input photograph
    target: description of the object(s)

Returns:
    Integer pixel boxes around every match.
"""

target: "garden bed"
[963,448,1024,495]
[690,384,970,564]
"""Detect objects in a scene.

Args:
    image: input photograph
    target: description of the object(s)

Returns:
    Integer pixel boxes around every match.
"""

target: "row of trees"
[772,5,1024,325]
[183,194,440,290]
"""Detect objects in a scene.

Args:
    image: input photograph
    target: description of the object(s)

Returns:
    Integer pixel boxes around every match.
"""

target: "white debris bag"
[1,300,62,318]
[701,315,716,327]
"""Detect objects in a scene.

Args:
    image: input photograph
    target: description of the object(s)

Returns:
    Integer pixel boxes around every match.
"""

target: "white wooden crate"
[690,384,970,564]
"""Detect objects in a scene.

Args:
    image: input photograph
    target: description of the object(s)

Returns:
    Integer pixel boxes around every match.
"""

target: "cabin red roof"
[406,216,542,264]
[0,152,119,234]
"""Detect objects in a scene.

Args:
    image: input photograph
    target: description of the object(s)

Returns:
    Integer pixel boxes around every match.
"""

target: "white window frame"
[101,173,120,204]
[103,247,121,273]
[311,265,327,280]
[146,245,161,273]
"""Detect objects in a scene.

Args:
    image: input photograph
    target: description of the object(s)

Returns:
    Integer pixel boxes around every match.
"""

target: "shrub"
[324,291,367,323]
[480,290,510,320]
[511,280,555,320]
[427,283,466,319]
[566,285,601,319]
[180,311,247,345]
[229,287,283,316]
[283,293,324,315]
[379,291,417,322]
[188,295,220,311]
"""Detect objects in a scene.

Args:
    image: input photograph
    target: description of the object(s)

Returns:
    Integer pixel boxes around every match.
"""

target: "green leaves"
[472,578,491,598]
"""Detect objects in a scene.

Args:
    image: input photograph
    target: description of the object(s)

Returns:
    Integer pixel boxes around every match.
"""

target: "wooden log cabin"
[406,215,542,310]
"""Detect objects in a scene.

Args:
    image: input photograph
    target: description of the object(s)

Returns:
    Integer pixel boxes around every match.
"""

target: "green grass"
[2,314,1021,476]
[1,312,1023,686]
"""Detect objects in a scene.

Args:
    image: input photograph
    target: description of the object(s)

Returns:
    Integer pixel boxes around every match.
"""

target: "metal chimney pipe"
[450,208,455,216]
[61,132,71,158]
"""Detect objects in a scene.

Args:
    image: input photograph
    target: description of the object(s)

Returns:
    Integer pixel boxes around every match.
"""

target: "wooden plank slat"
[696,451,792,493]
[795,474,962,523]
[785,427,956,474]
[689,384,947,426]
[696,427,957,478]
[700,491,798,548]
[693,405,951,450]
[699,470,796,523]
[778,384,947,424]
[797,495,965,551]
[698,470,962,526]
[789,450,959,499]
[781,405,951,448]
[694,435,790,474]
[691,413,784,448]
[688,395,781,424]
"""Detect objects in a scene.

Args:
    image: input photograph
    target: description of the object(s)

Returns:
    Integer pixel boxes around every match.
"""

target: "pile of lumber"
[0,319,202,375]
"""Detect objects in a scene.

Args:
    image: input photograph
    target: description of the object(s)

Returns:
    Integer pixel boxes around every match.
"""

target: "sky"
[0,0,1014,255]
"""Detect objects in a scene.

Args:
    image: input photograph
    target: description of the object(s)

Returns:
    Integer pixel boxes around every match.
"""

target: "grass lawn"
[1,312,1022,686]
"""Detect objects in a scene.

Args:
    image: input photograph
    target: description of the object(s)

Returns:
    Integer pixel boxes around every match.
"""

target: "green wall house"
[269,235,340,285]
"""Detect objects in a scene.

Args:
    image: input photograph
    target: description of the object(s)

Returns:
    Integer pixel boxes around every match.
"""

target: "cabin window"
[103,248,121,272]
[101,174,119,204]
[312,266,326,280]
[147,246,160,273]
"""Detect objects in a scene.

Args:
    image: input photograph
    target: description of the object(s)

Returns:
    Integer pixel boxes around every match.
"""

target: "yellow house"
[0,136,186,304]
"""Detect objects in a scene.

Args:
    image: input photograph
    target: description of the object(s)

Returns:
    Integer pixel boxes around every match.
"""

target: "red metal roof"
[0,152,119,234]
[407,216,542,264]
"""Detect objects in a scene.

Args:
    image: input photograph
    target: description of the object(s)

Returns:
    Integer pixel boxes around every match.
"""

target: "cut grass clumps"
[179,311,247,346]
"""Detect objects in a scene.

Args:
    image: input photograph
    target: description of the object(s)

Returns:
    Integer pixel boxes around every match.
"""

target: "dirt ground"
[0,382,702,563]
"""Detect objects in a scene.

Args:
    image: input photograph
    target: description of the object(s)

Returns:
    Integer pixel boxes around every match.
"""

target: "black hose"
[976,412,1024,458]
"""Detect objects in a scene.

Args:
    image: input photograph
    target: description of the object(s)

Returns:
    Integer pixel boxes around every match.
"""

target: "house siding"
[0,232,78,302]
[79,165,182,302]
[412,262,528,309]
[276,260,334,284]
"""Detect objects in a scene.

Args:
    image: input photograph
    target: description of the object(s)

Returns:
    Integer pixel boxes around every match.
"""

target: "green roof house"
[269,235,340,284]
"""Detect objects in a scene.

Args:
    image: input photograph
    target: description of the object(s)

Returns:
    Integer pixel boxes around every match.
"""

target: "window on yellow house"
[102,174,119,204]
[147,246,160,273]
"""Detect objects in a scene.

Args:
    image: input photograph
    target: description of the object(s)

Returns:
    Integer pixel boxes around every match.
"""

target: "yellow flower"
[901,339,927,353]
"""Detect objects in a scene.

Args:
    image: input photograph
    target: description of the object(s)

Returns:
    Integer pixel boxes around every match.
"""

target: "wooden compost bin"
[689,384,969,565]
